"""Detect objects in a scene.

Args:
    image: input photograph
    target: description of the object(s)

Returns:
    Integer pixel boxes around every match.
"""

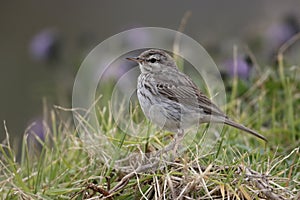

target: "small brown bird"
[127,49,267,142]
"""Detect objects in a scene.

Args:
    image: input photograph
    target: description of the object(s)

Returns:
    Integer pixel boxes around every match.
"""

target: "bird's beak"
[126,57,141,63]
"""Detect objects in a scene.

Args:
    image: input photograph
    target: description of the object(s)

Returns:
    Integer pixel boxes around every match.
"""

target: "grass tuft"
[1,57,300,199]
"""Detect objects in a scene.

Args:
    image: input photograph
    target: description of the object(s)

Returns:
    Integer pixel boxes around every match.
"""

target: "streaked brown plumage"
[127,49,267,142]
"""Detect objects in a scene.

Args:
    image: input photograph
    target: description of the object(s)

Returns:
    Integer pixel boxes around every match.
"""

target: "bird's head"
[127,49,177,73]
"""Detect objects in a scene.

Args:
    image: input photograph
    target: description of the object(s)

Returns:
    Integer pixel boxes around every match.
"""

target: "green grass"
[1,58,300,199]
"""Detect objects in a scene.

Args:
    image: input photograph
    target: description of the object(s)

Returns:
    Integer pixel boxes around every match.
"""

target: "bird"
[127,49,267,142]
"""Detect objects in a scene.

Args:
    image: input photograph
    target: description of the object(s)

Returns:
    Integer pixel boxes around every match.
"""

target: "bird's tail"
[224,118,267,142]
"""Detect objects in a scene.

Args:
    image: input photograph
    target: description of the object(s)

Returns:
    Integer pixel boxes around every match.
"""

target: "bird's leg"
[173,129,184,156]
[157,129,184,155]
[150,129,185,164]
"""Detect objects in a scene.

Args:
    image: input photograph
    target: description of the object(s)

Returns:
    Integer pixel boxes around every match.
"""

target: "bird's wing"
[153,71,226,118]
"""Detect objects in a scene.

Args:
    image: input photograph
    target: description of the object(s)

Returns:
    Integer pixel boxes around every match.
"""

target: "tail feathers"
[224,119,267,142]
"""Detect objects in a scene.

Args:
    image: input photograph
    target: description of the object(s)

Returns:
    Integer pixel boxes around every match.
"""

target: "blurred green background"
[0,0,300,144]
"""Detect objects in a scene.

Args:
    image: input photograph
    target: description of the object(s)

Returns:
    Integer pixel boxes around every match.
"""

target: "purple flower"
[265,14,299,59]
[221,56,253,81]
[26,118,49,153]
[29,28,61,63]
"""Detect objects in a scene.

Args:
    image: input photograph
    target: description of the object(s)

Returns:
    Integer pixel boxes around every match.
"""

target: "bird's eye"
[149,58,157,63]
